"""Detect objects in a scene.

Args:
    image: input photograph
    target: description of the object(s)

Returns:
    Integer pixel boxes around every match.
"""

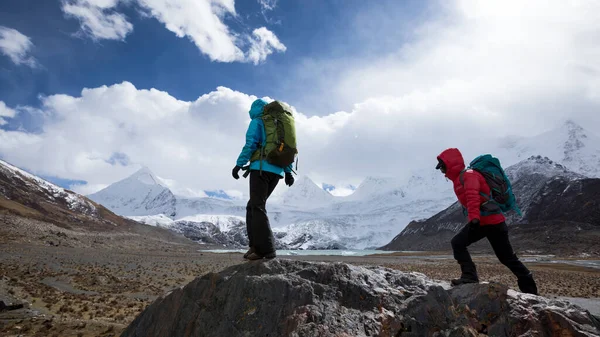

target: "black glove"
[232,166,242,180]
[468,219,480,229]
[285,172,294,186]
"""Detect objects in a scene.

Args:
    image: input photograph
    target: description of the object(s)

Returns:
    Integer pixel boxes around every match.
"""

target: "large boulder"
[121,260,600,337]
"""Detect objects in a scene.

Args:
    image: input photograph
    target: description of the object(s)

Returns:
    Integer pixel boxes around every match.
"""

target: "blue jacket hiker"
[232,98,295,261]
[235,98,294,177]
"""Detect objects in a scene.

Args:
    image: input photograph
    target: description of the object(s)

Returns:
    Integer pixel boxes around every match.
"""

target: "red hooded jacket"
[437,148,505,226]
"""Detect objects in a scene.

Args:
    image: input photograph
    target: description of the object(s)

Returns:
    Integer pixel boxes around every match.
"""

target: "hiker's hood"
[249,99,267,119]
[437,148,465,181]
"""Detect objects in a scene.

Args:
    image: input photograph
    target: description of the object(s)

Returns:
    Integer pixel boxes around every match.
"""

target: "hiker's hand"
[468,219,480,229]
[232,166,242,180]
[285,172,294,187]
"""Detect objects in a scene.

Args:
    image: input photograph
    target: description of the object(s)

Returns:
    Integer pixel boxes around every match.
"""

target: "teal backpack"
[460,154,522,216]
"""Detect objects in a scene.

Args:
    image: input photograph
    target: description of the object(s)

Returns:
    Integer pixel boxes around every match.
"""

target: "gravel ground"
[1,243,599,337]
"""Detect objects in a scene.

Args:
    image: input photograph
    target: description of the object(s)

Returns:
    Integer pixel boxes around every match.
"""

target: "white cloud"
[258,0,277,12]
[0,81,351,196]
[0,26,37,67]
[0,102,17,126]
[61,0,286,63]
[136,0,244,62]
[294,2,599,118]
[4,1,600,196]
[247,27,286,65]
[62,0,133,40]
[0,82,256,195]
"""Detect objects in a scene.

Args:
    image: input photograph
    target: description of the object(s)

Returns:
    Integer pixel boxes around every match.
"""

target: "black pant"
[246,170,280,255]
[451,222,537,293]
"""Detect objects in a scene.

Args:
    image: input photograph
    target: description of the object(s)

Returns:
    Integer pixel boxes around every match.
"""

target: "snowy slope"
[382,155,599,252]
[505,155,585,182]
[90,167,456,249]
[88,167,177,217]
[265,172,455,249]
[88,120,600,250]
[278,175,334,209]
[175,197,245,218]
[0,159,96,214]
[131,214,249,247]
[497,120,600,178]
[347,176,406,202]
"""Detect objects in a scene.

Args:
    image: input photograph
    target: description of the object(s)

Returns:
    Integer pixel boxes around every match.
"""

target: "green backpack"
[459,154,522,216]
[250,100,298,170]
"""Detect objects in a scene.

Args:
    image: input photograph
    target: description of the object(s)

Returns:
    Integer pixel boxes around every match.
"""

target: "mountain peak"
[563,119,584,132]
[88,166,176,217]
[349,176,405,201]
[506,155,584,182]
[279,175,333,207]
[129,166,164,186]
[497,119,600,178]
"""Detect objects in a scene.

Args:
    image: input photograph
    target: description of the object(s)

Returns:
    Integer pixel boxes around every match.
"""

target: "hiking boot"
[517,273,538,295]
[246,251,276,261]
[243,247,255,259]
[451,278,479,286]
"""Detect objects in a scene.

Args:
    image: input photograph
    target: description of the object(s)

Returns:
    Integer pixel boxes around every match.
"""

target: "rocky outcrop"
[121,260,600,337]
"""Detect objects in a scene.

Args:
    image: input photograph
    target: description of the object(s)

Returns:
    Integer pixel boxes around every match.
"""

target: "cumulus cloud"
[0,26,37,67]
[136,0,244,62]
[0,82,254,195]
[271,0,600,182]
[0,101,17,125]
[62,0,133,40]
[4,0,600,195]
[246,27,286,65]
[304,0,600,134]
[62,0,286,63]
[0,81,351,196]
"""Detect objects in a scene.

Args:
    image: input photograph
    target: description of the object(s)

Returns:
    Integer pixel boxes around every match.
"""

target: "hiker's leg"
[245,199,253,248]
[451,223,486,281]
[249,171,280,255]
[487,222,538,294]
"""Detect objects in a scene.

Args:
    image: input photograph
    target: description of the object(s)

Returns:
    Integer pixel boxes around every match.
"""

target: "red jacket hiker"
[436,148,538,295]
[437,148,505,226]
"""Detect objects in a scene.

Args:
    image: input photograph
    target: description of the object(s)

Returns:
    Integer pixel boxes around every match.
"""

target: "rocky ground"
[121,259,600,337]
[1,243,599,336]
[1,215,599,336]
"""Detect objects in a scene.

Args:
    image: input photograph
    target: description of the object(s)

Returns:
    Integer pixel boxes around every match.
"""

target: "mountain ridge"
[82,120,600,250]
[380,155,600,255]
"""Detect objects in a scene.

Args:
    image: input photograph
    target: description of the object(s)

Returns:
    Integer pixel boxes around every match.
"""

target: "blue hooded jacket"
[236,98,292,177]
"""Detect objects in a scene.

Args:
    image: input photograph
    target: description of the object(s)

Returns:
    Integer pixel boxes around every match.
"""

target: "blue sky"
[0,0,428,129]
[1,0,599,198]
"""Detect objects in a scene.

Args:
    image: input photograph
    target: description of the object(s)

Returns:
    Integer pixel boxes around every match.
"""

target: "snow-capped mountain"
[88,167,177,217]
[505,155,585,183]
[175,197,245,218]
[278,175,334,209]
[87,120,600,251]
[497,120,600,178]
[0,159,97,216]
[89,167,450,249]
[381,155,599,254]
[347,176,406,202]
[0,159,193,248]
